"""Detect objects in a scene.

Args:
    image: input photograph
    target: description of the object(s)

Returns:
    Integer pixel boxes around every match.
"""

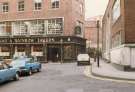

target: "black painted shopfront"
[0,36,86,63]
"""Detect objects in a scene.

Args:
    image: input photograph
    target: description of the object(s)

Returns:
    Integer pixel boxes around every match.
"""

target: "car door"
[0,64,7,82]
[7,66,16,78]
[31,59,37,70]
[2,64,11,80]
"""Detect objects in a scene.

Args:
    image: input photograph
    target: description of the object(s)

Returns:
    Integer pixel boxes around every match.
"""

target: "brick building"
[0,0,86,62]
[85,16,102,49]
[102,0,135,70]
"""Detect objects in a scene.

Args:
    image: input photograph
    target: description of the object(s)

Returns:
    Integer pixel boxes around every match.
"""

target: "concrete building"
[102,0,135,70]
[0,0,86,62]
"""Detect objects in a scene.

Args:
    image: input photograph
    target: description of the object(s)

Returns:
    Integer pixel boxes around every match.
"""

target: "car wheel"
[37,68,41,72]
[77,62,80,66]
[14,73,19,81]
[28,69,32,76]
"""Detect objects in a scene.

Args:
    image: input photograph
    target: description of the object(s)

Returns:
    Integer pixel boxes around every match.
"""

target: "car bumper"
[19,69,29,75]
[77,61,90,65]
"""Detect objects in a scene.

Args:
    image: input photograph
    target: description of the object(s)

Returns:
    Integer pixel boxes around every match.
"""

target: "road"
[0,63,135,92]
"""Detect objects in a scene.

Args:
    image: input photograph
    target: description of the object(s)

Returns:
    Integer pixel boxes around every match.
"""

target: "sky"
[85,0,109,18]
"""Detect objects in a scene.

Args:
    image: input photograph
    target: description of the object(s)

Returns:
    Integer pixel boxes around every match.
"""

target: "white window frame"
[18,1,25,12]
[34,0,42,10]
[47,18,63,35]
[0,22,7,36]
[30,20,44,35]
[12,21,28,36]
[51,0,60,9]
[2,2,9,13]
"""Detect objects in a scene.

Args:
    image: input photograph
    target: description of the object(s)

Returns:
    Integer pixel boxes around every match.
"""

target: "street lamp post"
[97,20,100,67]
[43,39,47,63]
[60,39,63,63]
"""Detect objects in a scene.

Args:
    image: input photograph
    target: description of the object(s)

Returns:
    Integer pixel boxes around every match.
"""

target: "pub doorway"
[47,46,61,62]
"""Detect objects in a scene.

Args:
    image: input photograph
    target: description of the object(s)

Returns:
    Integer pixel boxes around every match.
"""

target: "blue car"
[0,62,19,84]
[11,56,42,76]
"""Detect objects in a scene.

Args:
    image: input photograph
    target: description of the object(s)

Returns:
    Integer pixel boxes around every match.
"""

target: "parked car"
[10,56,42,76]
[77,54,90,66]
[0,62,19,84]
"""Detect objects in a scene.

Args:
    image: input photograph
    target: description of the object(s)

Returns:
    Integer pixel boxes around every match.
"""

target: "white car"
[77,54,90,66]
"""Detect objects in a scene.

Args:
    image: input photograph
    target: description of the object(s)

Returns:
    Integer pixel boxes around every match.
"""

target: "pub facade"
[0,0,86,62]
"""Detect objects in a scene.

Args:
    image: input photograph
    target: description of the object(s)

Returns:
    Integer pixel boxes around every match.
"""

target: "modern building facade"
[0,0,86,62]
[102,0,135,70]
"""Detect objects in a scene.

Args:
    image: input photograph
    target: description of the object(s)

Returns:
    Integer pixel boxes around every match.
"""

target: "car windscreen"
[11,58,26,68]
[26,58,35,63]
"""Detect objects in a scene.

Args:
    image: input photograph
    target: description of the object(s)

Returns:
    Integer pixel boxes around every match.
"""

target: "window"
[112,31,121,48]
[112,0,120,23]
[34,0,42,10]
[79,3,83,14]
[0,23,7,36]
[30,20,44,35]
[51,0,60,9]
[2,3,9,13]
[47,18,63,35]
[17,45,25,52]
[12,21,28,36]
[1,46,10,52]
[0,22,11,36]
[33,45,42,52]
[18,1,25,11]
[75,21,83,36]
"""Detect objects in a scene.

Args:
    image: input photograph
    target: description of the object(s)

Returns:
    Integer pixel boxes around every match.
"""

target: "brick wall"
[0,0,85,37]
[124,0,135,43]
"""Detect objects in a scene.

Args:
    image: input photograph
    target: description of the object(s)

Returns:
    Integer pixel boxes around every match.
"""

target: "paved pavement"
[0,63,135,92]
[91,59,135,81]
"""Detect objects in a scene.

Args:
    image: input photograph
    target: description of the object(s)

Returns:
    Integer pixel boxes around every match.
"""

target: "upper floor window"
[51,0,60,9]
[34,0,42,10]
[30,20,44,35]
[112,0,120,23]
[79,3,83,14]
[12,21,28,36]
[47,18,63,35]
[18,1,25,11]
[2,3,9,13]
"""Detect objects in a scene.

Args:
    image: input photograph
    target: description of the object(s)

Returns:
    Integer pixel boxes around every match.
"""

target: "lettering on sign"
[14,38,35,43]
[0,39,8,43]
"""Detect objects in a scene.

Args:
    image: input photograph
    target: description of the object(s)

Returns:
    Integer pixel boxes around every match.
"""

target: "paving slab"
[91,59,135,81]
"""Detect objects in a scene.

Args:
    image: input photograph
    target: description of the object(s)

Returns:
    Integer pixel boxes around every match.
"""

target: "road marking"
[66,88,84,92]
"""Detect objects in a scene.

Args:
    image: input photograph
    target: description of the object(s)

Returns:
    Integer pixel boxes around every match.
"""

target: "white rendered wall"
[110,46,135,68]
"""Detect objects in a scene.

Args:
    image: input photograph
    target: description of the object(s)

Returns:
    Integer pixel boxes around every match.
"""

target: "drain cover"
[66,88,84,92]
